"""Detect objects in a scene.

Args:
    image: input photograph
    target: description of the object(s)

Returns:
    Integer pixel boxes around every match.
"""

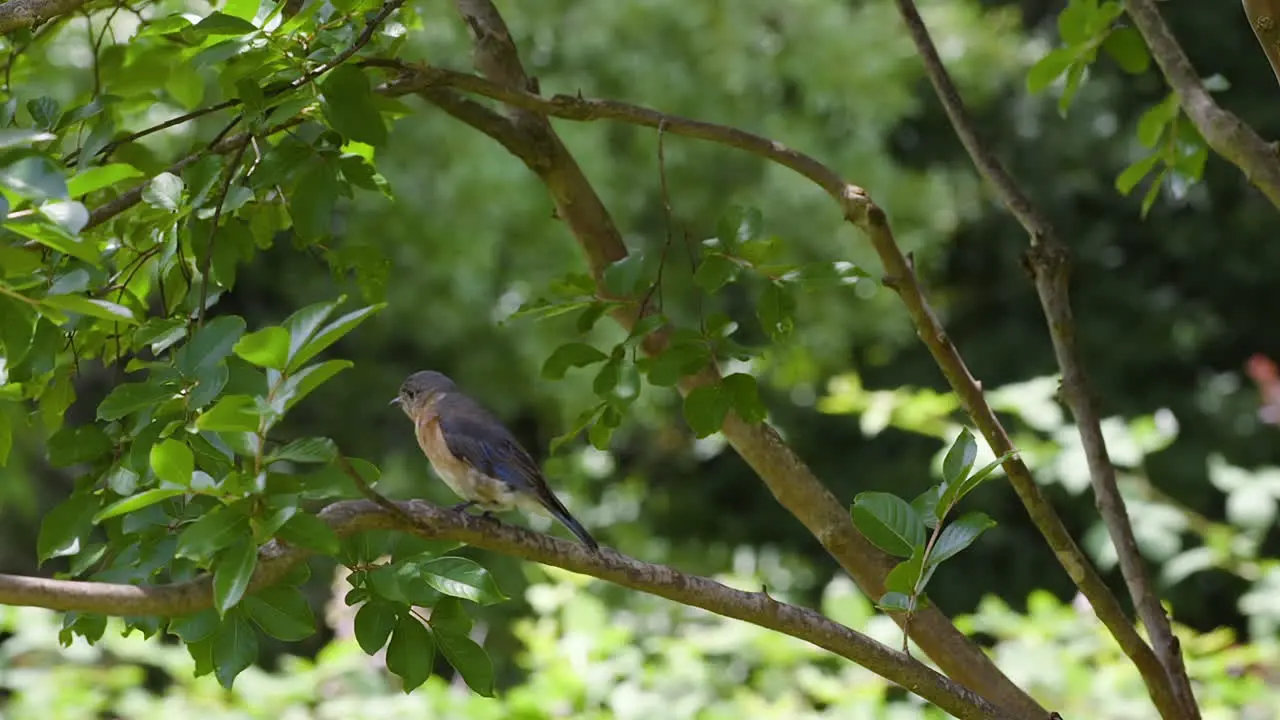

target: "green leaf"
[602,253,646,297]
[176,315,246,376]
[170,608,219,643]
[195,11,259,35]
[1136,95,1179,148]
[0,155,68,201]
[4,219,100,265]
[142,172,184,211]
[27,97,60,129]
[757,281,795,340]
[911,486,943,529]
[47,424,112,467]
[646,340,711,387]
[942,428,978,485]
[275,512,341,555]
[233,327,290,369]
[416,556,508,606]
[938,450,1016,513]
[715,205,763,249]
[927,512,997,568]
[1141,169,1165,217]
[850,492,925,558]
[42,200,89,234]
[37,493,98,563]
[884,551,927,595]
[244,587,314,641]
[287,303,385,372]
[353,599,398,655]
[877,591,916,613]
[151,438,195,487]
[0,410,11,467]
[434,626,494,697]
[319,65,387,147]
[212,612,258,689]
[177,505,250,560]
[93,488,185,523]
[66,163,144,197]
[542,342,609,380]
[721,372,766,424]
[0,129,55,150]
[592,356,620,395]
[0,297,37,365]
[269,437,337,464]
[1026,47,1077,94]
[165,61,204,111]
[41,294,139,325]
[694,253,739,293]
[1102,26,1150,74]
[276,359,352,411]
[1115,153,1162,196]
[196,395,262,432]
[213,538,258,615]
[97,381,178,420]
[290,160,339,240]
[385,613,434,692]
[682,383,729,438]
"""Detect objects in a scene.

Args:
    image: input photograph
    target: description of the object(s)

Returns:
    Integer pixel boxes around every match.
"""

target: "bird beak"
[389,397,402,407]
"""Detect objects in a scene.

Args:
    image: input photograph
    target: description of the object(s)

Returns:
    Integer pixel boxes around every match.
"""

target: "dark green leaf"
[602,253,646,297]
[176,315,246,376]
[275,512,341,555]
[244,586,314,641]
[721,372,766,424]
[942,428,978,485]
[694,253,739,293]
[927,512,997,568]
[4,219,100,265]
[646,340,711,387]
[682,383,729,438]
[877,591,915,613]
[911,486,943,529]
[0,297,37,365]
[151,438,194,487]
[196,395,262,433]
[385,613,434,692]
[212,611,258,689]
[97,381,178,420]
[233,327,290,369]
[434,626,494,697]
[542,342,609,380]
[213,538,258,615]
[194,11,259,36]
[592,356,621,395]
[0,155,67,201]
[757,281,795,340]
[287,303,385,372]
[715,205,763,249]
[93,489,185,523]
[177,505,250,560]
[170,608,219,643]
[290,160,339,240]
[269,436,337,464]
[416,556,507,606]
[0,129,55,150]
[884,552,925,595]
[319,65,387,146]
[47,424,112,467]
[37,493,98,562]
[938,450,1016,513]
[276,359,352,411]
[850,492,925,558]
[27,97,60,129]
[353,599,398,655]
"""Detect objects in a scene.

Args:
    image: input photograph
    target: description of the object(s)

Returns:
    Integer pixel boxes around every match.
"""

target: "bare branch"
[1125,0,1280,209]
[0,0,88,33]
[1243,0,1280,86]
[892,1,1198,717]
[0,499,1017,720]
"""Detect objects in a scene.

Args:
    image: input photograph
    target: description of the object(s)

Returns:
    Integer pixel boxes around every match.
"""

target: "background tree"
[0,0,1278,717]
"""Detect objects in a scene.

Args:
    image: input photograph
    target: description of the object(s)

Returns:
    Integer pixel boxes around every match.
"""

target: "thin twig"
[195,135,251,328]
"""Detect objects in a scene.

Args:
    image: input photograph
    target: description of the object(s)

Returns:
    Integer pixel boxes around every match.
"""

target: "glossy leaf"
[542,342,609,380]
[942,428,978,485]
[385,613,435,692]
[196,395,262,433]
[353,599,398,655]
[93,489,185,523]
[850,492,925,558]
[275,512,341,555]
[233,327,290,369]
[97,381,178,420]
[927,512,997,568]
[177,505,250,561]
[212,611,257,689]
[213,538,258,615]
[416,556,508,606]
[287,304,385,372]
[150,438,194,487]
[683,383,729,438]
[244,586,315,641]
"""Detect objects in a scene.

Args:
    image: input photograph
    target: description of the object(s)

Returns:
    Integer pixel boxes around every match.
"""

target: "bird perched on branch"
[391,370,599,550]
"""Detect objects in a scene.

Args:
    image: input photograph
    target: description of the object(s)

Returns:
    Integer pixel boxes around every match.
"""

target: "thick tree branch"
[1124,0,1280,209]
[0,0,88,32]
[418,2,1046,716]
[0,499,1015,720]
[892,1,1198,718]
[1243,0,1280,86]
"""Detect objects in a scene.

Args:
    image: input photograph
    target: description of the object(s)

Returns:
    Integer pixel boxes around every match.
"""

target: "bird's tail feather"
[540,496,599,550]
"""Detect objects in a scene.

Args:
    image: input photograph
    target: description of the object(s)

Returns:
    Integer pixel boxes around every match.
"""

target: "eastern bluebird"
[391,370,599,550]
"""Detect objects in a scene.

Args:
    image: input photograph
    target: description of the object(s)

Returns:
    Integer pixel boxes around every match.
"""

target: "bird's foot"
[479,510,500,523]
[451,501,478,514]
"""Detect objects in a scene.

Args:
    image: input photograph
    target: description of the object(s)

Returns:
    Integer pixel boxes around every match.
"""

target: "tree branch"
[891,1,1198,717]
[1242,0,1280,86]
[0,499,1017,720]
[0,0,89,33]
[1125,0,1280,209]
[410,2,1048,716]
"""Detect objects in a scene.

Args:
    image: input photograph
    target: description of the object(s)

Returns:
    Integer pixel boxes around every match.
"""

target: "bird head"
[391,370,457,419]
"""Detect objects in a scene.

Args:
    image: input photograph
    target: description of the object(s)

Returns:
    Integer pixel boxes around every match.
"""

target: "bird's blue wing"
[435,401,543,490]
